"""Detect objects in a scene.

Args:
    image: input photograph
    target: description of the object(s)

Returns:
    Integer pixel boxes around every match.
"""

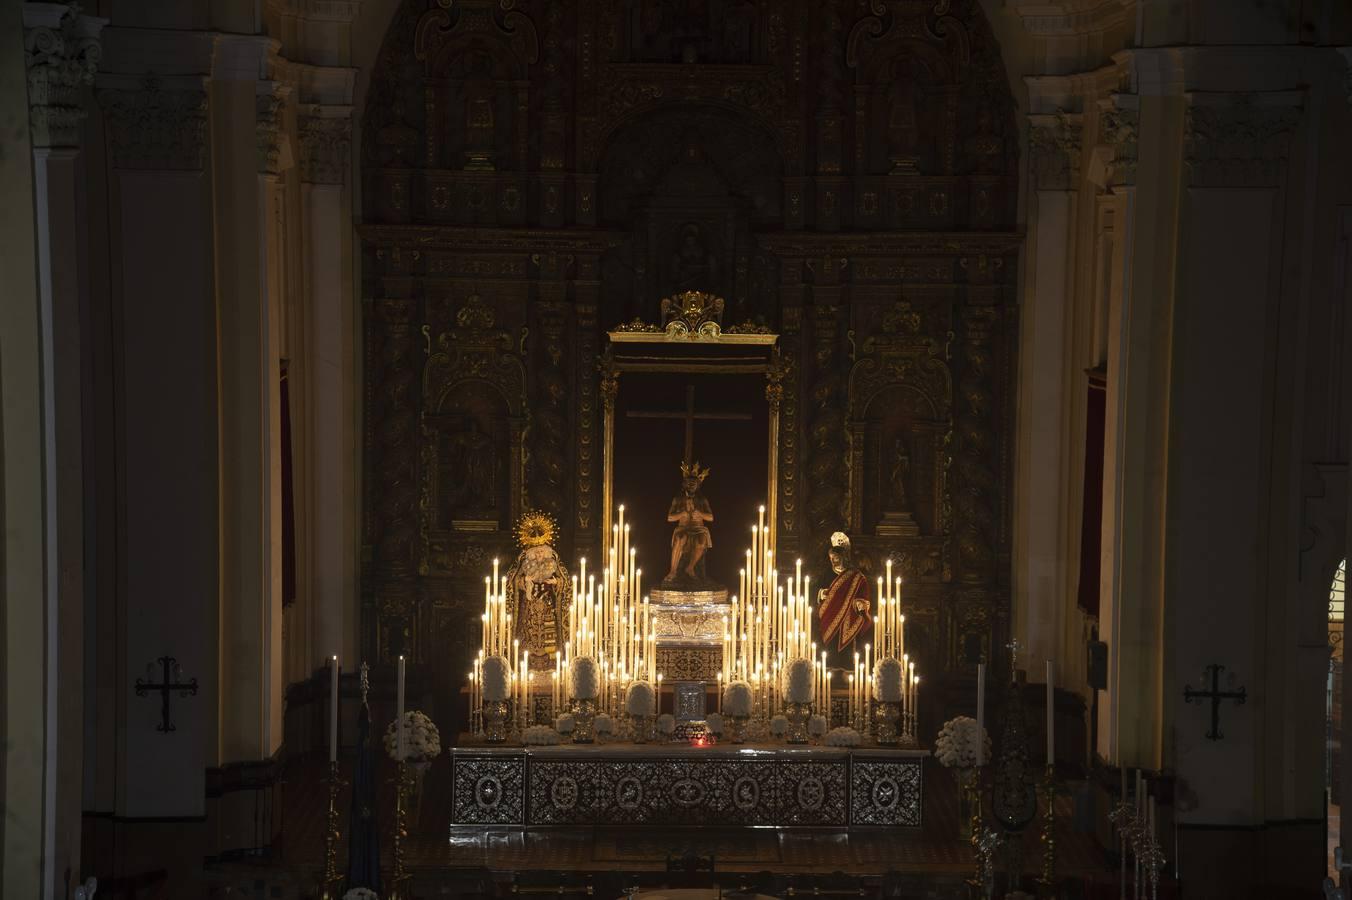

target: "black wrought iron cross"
[1183,663,1246,741]
[626,384,751,465]
[135,656,198,733]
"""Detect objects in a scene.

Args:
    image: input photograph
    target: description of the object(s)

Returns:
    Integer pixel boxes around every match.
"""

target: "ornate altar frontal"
[451,744,926,830]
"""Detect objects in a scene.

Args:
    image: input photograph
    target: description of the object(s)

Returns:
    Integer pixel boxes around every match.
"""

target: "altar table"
[450,743,927,830]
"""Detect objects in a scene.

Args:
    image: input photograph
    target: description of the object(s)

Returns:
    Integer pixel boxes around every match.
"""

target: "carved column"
[530,294,570,523]
[776,261,806,557]
[574,256,602,558]
[23,3,103,890]
[806,274,848,567]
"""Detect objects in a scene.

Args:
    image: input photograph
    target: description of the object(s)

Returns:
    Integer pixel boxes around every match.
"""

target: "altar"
[450,743,927,830]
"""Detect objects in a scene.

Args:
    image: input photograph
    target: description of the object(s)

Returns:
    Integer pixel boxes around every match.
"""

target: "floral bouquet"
[656,713,676,737]
[523,725,561,746]
[786,658,815,705]
[809,714,828,738]
[825,726,862,747]
[569,656,599,701]
[874,657,904,703]
[625,680,656,716]
[705,712,725,736]
[481,655,510,703]
[770,715,788,737]
[935,715,991,768]
[384,710,441,763]
[723,680,753,717]
[594,713,614,737]
[554,713,575,735]
[343,888,380,900]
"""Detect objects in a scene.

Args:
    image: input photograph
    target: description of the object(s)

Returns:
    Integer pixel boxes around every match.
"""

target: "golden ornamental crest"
[679,460,710,484]
[514,510,558,549]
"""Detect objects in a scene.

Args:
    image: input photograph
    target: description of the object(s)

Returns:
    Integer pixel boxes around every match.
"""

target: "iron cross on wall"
[135,656,199,733]
[1183,663,1247,741]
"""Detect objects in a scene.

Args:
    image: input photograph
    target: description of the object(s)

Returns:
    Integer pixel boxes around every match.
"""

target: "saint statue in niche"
[817,531,873,668]
[670,222,718,295]
[661,460,716,590]
[443,418,498,522]
[889,438,911,512]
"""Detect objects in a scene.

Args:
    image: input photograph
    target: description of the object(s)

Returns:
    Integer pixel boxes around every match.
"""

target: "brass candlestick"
[966,764,986,891]
[389,761,412,900]
[1038,765,1056,895]
[319,761,345,900]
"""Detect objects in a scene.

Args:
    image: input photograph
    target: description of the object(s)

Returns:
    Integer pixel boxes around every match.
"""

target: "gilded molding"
[98,76,208,171]
[23,3,104,149]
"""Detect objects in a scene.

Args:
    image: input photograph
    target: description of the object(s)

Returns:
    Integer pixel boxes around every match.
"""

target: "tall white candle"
[1046,659,1055,764]
[329,655,339,763]
[396,654,407,761]
[976,662,986,766]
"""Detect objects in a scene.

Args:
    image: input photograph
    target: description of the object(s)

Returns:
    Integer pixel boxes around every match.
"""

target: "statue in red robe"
[817,531,873,667]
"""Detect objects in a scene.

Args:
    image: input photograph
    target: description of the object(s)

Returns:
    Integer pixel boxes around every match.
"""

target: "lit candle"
[329,655,339,763]
[1046,658,1055,764]
[976,662,986,767]
[396,654,407,761]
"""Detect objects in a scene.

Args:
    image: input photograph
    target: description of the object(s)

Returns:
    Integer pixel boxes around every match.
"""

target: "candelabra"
[389,761,412,900]
[318,761,344,900]
[1037,765,1056,896]
[1107,794,1138,900]
[967,765,993,893]
[1141,833,1165,900]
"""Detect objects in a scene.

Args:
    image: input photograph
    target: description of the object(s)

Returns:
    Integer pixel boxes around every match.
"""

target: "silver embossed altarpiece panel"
[451,745,925,829]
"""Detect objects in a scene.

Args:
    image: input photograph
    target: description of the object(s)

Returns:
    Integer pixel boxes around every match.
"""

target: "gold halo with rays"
[515,510,558,549]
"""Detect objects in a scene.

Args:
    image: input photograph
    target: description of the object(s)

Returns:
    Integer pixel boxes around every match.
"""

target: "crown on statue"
[515,510,558,549]
[680,460,710,484]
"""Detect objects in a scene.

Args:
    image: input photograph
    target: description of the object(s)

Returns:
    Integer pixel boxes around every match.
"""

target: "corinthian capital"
[1028,110,1083,191]
[23,3,106,149]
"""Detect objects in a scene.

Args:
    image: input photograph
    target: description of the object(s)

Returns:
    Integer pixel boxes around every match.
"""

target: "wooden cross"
[625,384,751,465]
[135,656,199,733]
[1183,663,1246,741]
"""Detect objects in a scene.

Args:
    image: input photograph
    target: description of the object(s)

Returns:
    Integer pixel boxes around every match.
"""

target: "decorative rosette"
[523,725,561,746]
[554,714,575,735]
[722,680,754,717]
[770,715,789,736]
[481,655,510,703]
[625,680,656,716]
[873,657,905,703]
[705,713,725,736]
[809,714,828,737]
[656,713,676,736]
[934,715,991,768]
[594,713,614,735]
[786,657,814,704]
[825,726,862,747]
[343,888,380,900]
[383,710,441,763]
[569,656,599,700]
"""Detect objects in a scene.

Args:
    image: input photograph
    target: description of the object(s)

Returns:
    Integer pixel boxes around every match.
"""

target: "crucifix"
[1183,663,1246,741]
[625,383,751,464]
[134,656,199,733]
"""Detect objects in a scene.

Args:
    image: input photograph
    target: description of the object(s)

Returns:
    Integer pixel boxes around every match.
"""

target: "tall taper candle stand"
[1107,795,1136,900]
[318,761,345,900]
[1037,765,1056,897]
[389,761,412,900]
[966,764,989,894]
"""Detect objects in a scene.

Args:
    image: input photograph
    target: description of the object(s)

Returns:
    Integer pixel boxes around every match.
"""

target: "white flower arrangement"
[625,680,656,716]
[343,888,379,900]
[786,657,815,704]
[481,655,510,703]
[874,657,904,703]
[705,713,725,735]
[770,715,788,736]
[656,713,676,735]
[383,710,441,763]
[523,725,561,745]
[569,656,599,700]
[594,713,614,735]
[825,726,862,747]
[934,715,991,769]
[809,714,828,737]
[723,680,753,717]
[554,714,575,735]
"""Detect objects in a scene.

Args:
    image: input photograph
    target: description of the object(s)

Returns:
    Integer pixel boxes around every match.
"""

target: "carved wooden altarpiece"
[360,0,1022,727]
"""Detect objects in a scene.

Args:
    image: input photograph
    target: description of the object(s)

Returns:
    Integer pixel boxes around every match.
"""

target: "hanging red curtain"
[280,360,297,607]
[1076,368,1107,617]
